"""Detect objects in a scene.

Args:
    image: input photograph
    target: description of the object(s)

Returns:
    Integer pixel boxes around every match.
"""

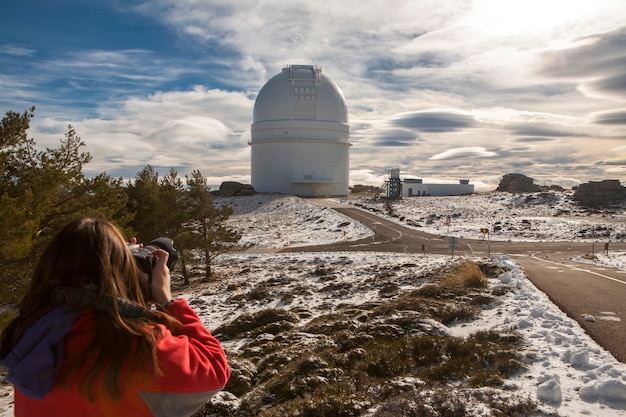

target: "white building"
[250,65,351,197]
[403,178,474,197]
[382,169,474,198]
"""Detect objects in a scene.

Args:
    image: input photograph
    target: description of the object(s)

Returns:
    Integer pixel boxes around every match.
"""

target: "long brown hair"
[1,217,177,400]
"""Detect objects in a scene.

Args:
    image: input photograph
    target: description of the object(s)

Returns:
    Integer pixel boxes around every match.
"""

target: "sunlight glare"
[465,0,599,38]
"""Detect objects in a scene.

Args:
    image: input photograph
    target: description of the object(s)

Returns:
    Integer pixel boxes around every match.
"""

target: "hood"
[0,306,82,399]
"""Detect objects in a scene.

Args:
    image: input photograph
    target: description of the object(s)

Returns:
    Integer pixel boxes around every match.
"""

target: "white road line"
[531,255,626,286]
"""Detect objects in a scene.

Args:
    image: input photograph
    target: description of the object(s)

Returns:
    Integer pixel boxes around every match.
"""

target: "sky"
[1,0,626,191]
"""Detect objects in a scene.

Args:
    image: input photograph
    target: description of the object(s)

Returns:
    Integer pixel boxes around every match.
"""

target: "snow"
[336,191,626,243]
[217,194,374,249]
[209,191,626,416]
[1,190,625,416]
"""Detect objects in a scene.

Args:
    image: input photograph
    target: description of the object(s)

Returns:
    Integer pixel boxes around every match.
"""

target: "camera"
[129,237,179,273]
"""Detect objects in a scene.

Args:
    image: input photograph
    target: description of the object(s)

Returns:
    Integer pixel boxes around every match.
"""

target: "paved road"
[280,205,626,362]
[512,254,626,363]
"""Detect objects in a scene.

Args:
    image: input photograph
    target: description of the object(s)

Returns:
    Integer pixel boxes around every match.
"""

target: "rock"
[351,184,380,194]
[573,180,626,207]
[496,174,541,193]
[215,181,256,197]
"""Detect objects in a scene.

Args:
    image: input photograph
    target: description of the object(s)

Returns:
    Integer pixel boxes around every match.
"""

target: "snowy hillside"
[335,191,626,242]
[1,191,625,417]
[203,191,626,416]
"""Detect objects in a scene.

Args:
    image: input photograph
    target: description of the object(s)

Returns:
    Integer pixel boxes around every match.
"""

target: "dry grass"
[440,260,488,288]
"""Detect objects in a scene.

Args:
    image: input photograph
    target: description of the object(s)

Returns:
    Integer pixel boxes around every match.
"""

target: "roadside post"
[448,236,457,259]
[480,228,490,258]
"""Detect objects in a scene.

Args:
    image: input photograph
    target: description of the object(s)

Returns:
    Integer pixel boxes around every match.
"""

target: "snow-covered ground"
[336,191,626,243]
[211,191,626,416]
[1,191,625,416]
[217,194,374,249]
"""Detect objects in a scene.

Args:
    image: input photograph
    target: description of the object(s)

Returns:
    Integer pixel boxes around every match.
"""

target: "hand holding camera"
[129,237,179,305]
[147,248,172,305]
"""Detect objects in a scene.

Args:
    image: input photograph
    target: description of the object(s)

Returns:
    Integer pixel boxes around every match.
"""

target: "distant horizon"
[214,172,626,194]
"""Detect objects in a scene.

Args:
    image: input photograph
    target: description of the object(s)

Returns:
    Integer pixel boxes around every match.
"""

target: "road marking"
[531,255,626,286]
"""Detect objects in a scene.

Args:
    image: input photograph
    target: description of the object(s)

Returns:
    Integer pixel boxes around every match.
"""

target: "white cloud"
[30,86,254,180]
[429,147,498,161]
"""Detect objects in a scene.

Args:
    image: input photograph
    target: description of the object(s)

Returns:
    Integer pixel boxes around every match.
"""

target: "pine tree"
[184,170,241,280]
[0,108,129,303]
[126,165,163,241]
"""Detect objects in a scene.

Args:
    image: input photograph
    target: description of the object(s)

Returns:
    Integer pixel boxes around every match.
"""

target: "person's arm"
[137,299,230,416]
[147,248,172,305]
[137,251,229,416]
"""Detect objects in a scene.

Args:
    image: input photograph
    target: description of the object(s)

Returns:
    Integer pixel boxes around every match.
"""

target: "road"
[280,205,626,363]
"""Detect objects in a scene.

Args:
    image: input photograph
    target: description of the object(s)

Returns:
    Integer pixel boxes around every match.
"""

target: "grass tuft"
[440,260,488,289]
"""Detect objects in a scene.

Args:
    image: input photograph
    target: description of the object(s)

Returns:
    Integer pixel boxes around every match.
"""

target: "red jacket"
[11,298,230,417]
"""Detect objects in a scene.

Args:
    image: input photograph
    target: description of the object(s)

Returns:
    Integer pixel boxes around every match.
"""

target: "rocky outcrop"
[351,185,379,195]
[214,181,256,197]
[496,174,541,193]
[573,180,626,207]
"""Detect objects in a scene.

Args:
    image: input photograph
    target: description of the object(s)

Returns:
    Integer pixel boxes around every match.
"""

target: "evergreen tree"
[160,168,187,237]
[126,165,163,241]
[184,170,241,280]
[0,108,129,303]
[0,108,39,262]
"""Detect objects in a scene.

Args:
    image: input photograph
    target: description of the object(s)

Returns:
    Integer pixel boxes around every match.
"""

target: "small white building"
[381,169,474,198]
[403,178,474,197]
[250,65,351,197]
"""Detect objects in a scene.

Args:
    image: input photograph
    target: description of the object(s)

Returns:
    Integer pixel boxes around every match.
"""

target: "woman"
[0,217,230,416]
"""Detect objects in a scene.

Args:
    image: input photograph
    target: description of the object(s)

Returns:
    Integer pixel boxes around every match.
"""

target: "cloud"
[596,160,626,166]
[509,124,587,138]
[29,86,254,179]
[391,110,477,132]
[592,109,626,125]
[510,137,555,143]
[538,26,626,99]
[371,129,420,147]
[429,147,497,160]
[0,45,36,56]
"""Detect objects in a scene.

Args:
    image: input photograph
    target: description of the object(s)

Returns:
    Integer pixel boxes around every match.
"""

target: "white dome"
[253,65,348,124]
[250,65,350,197]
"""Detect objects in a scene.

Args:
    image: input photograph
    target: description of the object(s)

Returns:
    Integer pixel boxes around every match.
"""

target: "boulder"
[573,180,626,207]
[496,174,541,193]
[215,181,256,197]
[351,184,379,195]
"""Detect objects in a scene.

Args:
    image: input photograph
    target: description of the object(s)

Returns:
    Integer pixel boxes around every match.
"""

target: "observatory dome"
[253,65,348,124]
[250,65,351,197]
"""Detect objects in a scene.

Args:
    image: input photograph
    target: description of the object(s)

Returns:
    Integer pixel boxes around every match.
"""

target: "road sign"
[480,228,489,234]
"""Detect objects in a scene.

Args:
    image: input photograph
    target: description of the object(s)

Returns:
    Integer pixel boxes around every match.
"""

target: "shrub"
[358,330,524,387]
[440,261,488,289]
[372,389,544,417]
[213,308,299,339]
[256,383,365,417]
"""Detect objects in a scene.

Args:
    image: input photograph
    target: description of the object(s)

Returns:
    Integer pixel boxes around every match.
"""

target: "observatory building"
[250,65,351,197]
[381,169,474,198]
